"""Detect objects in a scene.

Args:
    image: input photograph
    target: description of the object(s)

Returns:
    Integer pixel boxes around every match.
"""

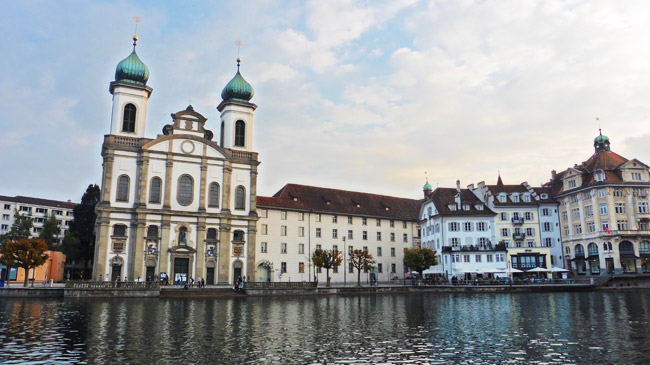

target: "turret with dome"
[108,36,153,138]
[217,58,257,152]
[221,58,254,102]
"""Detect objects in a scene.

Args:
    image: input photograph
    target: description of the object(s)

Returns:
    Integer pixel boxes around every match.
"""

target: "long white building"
[0,195,76,243]
[256,184,422,284]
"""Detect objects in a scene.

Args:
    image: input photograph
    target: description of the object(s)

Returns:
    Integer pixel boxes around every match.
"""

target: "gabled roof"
[427,188,496,216]
[0,195,77,209]
[545,147,648,196]
[256,184,421,220]
[485,183,537,206]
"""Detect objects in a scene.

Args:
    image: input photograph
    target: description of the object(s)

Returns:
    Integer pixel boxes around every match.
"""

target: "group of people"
[234,276,246,291]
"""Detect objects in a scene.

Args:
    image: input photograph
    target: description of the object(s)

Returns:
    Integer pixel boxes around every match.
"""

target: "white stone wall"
[256,207,418,283]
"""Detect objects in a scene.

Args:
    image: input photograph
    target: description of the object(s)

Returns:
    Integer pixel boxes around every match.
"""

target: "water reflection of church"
[92,36,259,284]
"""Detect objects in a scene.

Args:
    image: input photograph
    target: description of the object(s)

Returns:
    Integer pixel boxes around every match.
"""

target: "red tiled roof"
[545,150,639,196]
[0,195,77,209]
[428,188,496,216]
[256,184,421,220]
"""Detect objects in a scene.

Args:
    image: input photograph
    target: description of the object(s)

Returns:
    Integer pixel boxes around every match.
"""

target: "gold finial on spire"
[236,40,243,69]
[132,16,141,48]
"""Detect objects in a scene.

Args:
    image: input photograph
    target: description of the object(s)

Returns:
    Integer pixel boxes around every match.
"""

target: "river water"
[1,291,650,364]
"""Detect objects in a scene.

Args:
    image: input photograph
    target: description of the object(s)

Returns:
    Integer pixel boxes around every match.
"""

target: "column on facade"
[222,161,232,212]
[92,215,111,279]
[195,218,207,280]
[198,149,208,211]
[159,217,171,275]
[136,154,150,207]
[131,216,147,279]
[218,222,231,284]
[163,152,174,208]
[101,154,114,203]
[246,220,257,279]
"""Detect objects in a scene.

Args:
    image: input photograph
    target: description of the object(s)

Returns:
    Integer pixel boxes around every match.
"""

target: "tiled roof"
[545,149,647,196]
[0,195,77,209]
[428,188,496,216]
[485,184,538,206]
[256,184,421,220]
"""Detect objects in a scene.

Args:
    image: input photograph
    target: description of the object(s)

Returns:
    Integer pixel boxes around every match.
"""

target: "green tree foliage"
[67,184,100,266]
[39,215,60,249]
[60,231,81,262]
[311,248,342,286]
[403,247,438,279]
[349,249,376,286]
[0,209,33,243]
[0,238,49,287]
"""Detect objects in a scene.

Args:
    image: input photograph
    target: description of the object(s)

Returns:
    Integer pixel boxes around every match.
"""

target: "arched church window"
[177,175,194,206]
[117,175,130,202]
[207,228,217,240]
[147,225,159,238]
[178,227,188,245]
[122,103,136,133]
[235,185,246,210]
[208,182,220,207]
[113,224,127,237]
[149,177,162,203]
[235,120,245,147]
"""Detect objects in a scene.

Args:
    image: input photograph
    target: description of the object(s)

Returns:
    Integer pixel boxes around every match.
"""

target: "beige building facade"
[546,133,650,275]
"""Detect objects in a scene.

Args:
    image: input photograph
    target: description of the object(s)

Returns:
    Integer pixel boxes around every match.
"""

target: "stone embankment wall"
[0,288,64,298]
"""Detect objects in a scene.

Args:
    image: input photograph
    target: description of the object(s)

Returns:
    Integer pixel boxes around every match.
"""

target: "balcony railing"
[442,242,506,253]
[511,217,524,224]
[246,281,317,289]
[512,232,526,240]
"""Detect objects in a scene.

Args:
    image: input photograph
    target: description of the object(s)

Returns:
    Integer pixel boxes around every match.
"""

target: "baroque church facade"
[93,36,259,284]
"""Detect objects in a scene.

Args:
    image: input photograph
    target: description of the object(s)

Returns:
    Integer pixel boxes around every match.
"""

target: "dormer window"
[511,194,520,203]
[463,204,470,211]
[522,195,530,202]
[594,170,606,182]
[475,204,484,211]
[631,172,642,181]
[448,204,456,211]
[568,180,577,188]
[498,194,506,203]
[541,193,548,199]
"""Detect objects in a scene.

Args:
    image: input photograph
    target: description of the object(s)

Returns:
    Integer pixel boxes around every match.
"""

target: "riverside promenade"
[4,274,650,298]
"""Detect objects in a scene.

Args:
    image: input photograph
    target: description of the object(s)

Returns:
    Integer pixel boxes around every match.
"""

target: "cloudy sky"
[2,0,650,202]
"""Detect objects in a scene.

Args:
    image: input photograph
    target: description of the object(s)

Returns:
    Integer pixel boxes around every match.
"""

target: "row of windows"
[116,175,246,210]
[498,212,535,221]
[261,224,410,242]
[280,262,399,274]
[260,242,398,257]
[261,210,410,228]
[563,202,649,220]
[568,241,650,256]
[500,227,536,237]
[112,225,222,242]
[563,219,647,235]
[449,253,506,263]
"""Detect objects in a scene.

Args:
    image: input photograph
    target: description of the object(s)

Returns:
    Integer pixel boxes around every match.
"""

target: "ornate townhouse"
[470,178,562,271]
[256,184,421,284]
[93,37,260,284]
[419,182,505,279]
[545,133,650,275]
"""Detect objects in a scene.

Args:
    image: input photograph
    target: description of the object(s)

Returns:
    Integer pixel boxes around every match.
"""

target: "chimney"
[456,180,461,193]
[551,170,556,179]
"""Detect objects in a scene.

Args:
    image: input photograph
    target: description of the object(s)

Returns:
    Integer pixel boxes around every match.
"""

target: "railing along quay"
[246,281,317,289]
[65,281,160,290]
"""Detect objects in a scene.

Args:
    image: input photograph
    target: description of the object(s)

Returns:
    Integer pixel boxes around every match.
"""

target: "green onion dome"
[221,58,254,102]
[423,181,433,191]
[115,36,150,85]
[594,134,609,144]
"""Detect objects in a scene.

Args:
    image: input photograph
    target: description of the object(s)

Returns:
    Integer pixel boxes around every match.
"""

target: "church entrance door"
[233,260,243,284]
[206,268,215,285]
[174,258,189,285]
[111,265,121,281]
[146,266,155,281]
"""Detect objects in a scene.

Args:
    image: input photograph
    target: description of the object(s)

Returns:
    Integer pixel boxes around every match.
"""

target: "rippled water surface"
[2,291,650,363]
